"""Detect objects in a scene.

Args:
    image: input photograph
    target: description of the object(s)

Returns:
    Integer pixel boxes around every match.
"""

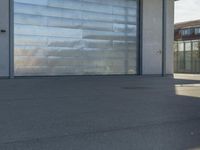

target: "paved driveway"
[0,74,200,150]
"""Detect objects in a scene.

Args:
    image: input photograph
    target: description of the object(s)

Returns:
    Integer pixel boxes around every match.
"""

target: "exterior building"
[175,20,200,41]
[0,0,174,78]
[174,20,200,73]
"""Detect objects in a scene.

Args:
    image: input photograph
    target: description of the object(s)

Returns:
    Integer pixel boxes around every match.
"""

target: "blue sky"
[175,0,200,23]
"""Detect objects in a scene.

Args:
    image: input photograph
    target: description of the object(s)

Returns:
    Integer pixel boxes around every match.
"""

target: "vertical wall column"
[0,0,10,77]
[142,0,163,75]
[165,0,174,74]
[141,0,174,75]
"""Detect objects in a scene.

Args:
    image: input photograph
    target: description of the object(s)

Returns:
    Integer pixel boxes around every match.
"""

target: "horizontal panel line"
[14,2,137,17]
[14,1,137,10]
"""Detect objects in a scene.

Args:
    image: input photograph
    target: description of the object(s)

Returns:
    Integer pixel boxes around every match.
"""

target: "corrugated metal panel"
[14,0,138,76]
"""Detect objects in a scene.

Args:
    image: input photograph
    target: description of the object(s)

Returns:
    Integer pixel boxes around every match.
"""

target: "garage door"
[14,0,138,76]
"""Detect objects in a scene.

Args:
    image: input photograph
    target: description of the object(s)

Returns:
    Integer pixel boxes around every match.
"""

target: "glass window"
[185,42,191,51]
[174,42,178,52]
[14,0,138,76]
[193,42,199,50]
[194,27,200,35]
[178,42,184,51]
[181,28,193,36]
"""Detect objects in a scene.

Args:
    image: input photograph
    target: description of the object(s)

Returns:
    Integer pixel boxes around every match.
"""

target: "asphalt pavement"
[0,74,200,150]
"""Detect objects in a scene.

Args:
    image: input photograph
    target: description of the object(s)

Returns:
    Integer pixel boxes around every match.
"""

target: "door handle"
[0,29,6,33]
[155,49,162,55]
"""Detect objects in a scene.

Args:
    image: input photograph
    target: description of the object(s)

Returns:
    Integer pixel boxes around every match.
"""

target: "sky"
[175,0,200,23]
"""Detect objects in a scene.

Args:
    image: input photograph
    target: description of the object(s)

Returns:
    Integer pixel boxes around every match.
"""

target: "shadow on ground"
[0,74,200,150]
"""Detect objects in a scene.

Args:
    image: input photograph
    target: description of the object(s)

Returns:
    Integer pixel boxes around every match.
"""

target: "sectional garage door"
[14,0,138,76]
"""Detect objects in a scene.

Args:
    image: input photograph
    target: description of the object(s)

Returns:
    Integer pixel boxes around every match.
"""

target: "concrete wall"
[165,0,174,74]
[142,0,174,75]
[0,0,10,77]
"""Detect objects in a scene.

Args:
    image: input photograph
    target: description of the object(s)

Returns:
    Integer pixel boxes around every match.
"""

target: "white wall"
[142,0,174,75]
[0,0,10,77]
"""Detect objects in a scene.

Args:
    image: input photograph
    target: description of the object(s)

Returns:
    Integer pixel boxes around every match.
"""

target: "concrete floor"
[0,74,200,150]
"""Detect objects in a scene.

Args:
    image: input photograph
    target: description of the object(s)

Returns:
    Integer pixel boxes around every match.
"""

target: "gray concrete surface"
[142,0,174,75]
[0,0,10,77]
[0,74,200,150]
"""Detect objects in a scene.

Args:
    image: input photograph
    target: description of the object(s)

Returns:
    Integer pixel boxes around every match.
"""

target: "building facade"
[175,20,200,41]
[174,20,200,73]
[0,0,174,77]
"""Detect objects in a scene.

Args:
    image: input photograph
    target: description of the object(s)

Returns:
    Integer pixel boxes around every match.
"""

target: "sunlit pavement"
[0,74,200,150]
[175,74,200,98]
[174,74,200,81]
